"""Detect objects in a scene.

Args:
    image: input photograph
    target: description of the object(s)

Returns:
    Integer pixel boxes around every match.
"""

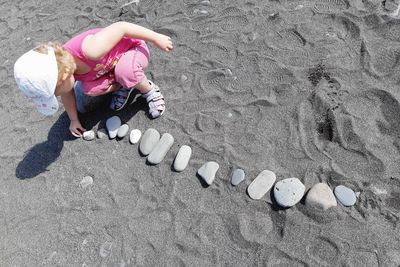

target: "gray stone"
[273,178,305,207]
[334,185,357,207]
[305,183,337,210]
[197,161,219,185]
[139,128,160,155]
[129,129,142,144]
[82,130,95,141]
[247,170,276,200]
[106,116,121,139]
[80,176,93,188]
[231,169,245,186]
[173,145,192,172]
[117,124,129,138]
[147,133,174,165]
[97,128,107,139]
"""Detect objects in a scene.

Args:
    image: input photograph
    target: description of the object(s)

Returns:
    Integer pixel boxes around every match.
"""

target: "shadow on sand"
[15,92,146,179]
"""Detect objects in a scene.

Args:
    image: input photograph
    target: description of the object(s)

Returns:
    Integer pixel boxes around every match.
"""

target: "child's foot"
[143,80,165,119]
[110,87,134,111]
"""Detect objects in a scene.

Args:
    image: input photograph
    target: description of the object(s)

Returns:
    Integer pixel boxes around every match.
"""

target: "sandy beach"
[1,0,400,266]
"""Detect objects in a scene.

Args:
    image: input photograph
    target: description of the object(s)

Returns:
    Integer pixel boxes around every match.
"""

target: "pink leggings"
[82,43,150,96]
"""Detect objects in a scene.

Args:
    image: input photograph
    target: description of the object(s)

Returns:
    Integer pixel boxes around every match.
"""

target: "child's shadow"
[15,92,146,179]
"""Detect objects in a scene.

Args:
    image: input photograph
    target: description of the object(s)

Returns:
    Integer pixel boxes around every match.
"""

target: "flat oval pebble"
[305,183,337,210]
[173,145,192,172]
[273,178,305,207]
[97,128,107,139]
[247,170,276,200]
[129,129,142,144]
[147,133,174,165]
[197,161,219,185]
[106,116,121,139]
[82,130,95,141]
[334,185,357,207]
[117,124,129,138]
[231,169,245,186]
[139,128,160,155]
[80,176,93,188]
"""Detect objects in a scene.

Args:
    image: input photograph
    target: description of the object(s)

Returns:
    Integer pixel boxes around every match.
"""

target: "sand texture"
[1,0,400,266]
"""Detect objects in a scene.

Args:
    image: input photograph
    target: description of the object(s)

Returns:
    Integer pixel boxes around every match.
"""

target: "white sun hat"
[14,47,59,116]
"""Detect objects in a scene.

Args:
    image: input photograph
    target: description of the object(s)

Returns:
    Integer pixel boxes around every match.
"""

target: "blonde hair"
[34,42,76,87]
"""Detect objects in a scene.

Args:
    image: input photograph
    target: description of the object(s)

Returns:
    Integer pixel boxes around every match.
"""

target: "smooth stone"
[247,170,276,200]
[334,185,357,207]
[117,124,129,138]
[82,130,95,141]
[139,128,160,155]
[80,176,93,188]
[106,116,121,139]
[173,145,192,172]
[197,161,219,185]
[97,128,107,139]
[147,133,174,165]
[273,178,305,207]
[129,129,142,144]
[305,183,337,210]
[231,169,245,186]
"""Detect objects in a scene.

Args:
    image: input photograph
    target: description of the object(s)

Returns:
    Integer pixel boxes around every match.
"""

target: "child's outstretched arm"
[82,22,173,60]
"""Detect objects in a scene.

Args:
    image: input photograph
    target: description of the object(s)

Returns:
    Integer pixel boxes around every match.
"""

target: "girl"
[14,21,173,137]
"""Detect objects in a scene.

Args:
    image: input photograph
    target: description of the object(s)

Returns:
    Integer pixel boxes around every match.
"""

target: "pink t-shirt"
[63,28,142,82]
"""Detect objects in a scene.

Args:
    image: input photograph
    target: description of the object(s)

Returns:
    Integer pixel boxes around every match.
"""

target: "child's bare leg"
[134,77,152,94]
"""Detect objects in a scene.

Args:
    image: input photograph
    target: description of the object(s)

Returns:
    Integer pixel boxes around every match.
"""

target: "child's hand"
[152,33,173,52]
[69,120,86,138]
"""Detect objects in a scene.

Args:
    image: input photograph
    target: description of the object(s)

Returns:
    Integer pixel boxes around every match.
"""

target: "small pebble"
[173,145,192,172]
[305,183,337,210]
[117,124,129,138]
[97,128,107,139]
[139,128,160,155]
[80,176,93,188]
[82,130,95,141]
[334,185,357,207]
[231,169,245,186]
[129,129,142,144]
[197,161,219,185]
[147,133,174,165]
[106,116,121,139]
[247,170,276,200]
[273,178,305,208]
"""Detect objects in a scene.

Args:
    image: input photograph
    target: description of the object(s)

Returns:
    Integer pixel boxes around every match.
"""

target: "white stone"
[274,178,305,207]
[247,170,276,200]
[147,133,174,165]
[129,129,142,144]
[80,176,93,188]
[197,161,219,185]
[106,116,121,139]
[139,128,160,155]
[173,145,192,172]
[82,130,95,141]
[97,128,107,139]
[305,183,337,210]
[117,124,129,138]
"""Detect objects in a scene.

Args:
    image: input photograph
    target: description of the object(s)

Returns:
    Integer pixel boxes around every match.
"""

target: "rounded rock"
[247,170,276,200]
[334,185,357,207]
[147,133,174,165]
[173,145,192,172]
[231,169,245,186]
[197,161,219,185]
[97,128,108,139]
[273,178,305,208]
[129,129,142,144]
[106,116,121,139]
[139,128,160,155]
[305,183,337,210]
[82,130,95,141]
[117,124,129,138]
